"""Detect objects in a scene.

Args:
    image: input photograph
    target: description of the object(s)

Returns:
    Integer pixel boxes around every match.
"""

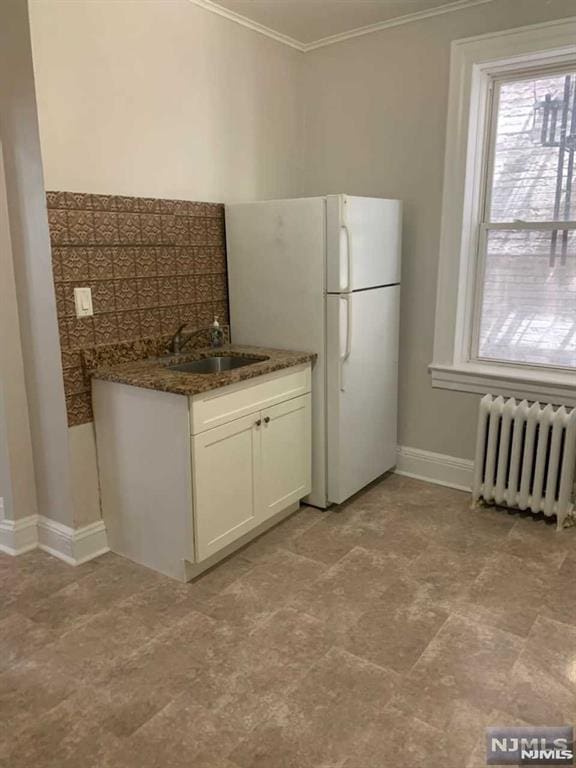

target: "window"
[430,18,576,407]
[474,69,576,370]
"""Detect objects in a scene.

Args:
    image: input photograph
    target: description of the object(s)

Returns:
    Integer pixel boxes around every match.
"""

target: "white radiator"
[472,395,576,529]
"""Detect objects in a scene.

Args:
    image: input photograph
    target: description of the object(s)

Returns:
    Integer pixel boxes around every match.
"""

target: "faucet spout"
[166,323,188,355]
[167,322,230,356]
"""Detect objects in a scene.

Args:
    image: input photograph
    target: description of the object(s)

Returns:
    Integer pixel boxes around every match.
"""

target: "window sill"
[429,362,576,408]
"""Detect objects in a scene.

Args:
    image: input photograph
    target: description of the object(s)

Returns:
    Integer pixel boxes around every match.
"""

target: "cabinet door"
[259,394,311,522]
[192,413,260,561]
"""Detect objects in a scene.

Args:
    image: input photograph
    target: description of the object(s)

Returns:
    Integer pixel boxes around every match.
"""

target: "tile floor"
[1,474,575,767]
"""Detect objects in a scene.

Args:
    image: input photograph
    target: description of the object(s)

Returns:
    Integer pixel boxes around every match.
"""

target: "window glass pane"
[477,229,576,368]
[489,71,576,223]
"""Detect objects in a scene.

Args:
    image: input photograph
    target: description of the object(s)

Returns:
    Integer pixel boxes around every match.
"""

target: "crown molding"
[190,0,306,51]
[303,0,495,51]
[190,0,495,53]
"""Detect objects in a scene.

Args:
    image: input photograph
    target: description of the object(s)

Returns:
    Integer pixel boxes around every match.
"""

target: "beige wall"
[0,0,75,527]
[68,423,101,528]
[0,143,38,523]
[301,0,576,460]
[28,0,576,493]
[29,0,305,203]
[29,0,306,528]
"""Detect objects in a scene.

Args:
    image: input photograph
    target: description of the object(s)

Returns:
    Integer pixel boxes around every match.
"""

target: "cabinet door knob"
[264,416,270,424]
[255,419,262,427]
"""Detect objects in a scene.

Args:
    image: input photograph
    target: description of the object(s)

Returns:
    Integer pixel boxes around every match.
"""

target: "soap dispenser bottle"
[210,316,224,348]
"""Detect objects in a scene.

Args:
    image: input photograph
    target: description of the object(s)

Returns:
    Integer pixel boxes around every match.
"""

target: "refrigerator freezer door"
[326,286,400,504]
[326,195,402,293]
[226,197,328,508]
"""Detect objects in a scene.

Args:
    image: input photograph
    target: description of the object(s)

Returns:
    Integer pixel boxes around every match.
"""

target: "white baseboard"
[0,502,39,555]
[37,517,109,566]
[2,447,470,560]
[0,494,108,565]
[395,445,473,492]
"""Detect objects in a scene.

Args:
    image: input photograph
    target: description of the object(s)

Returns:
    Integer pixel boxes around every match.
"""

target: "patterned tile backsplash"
[47,191,229,427]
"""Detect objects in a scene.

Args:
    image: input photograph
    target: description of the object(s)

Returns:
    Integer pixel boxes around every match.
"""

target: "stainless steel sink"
[168,355,268,374]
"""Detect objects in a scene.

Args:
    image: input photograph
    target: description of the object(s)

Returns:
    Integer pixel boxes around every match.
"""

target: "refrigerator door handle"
[340,294,352,391]
[341,224,352,292]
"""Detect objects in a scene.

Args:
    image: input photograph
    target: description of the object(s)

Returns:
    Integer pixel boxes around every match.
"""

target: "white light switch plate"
[74,287,93,317]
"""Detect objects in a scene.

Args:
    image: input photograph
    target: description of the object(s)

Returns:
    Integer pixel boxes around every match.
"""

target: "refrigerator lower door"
[326,286,400,504]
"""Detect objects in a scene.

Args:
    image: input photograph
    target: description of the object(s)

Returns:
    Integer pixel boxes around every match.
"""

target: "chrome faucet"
[166,322,229,355]
[166,323,190,355]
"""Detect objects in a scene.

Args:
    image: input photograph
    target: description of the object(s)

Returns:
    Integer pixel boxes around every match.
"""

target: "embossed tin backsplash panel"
[47,191,229,426]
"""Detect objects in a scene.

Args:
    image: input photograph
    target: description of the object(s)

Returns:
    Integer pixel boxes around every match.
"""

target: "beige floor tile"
[185,607,333,716]
[392,614,524,729]
[343,704,487,768]
[100,693,246,768]
[521,616,576,695]
[203,549,326,629]
[21,554,163,631]
[230,646,399,768]
[501,519,570,569]
[290,546,410,640]
[98,609,237,707]
[339,576,449,672]
[459,504,519,536]
[554,553,576,579]
[0,687,123,768]
[326,503,396,532]
[311,504,429,560]
[238,506,324,562]
[459,552,549,637]
[445,701,496,768]
[26,579,201,685]
[2,475,572,768]
[540,553,576,627]
[352,473,462,512]
[0,612,60,673]
[284,517,367,564]
[465,709,532,768]
[64,614,233,742]
[0,549,101,613]
[237,606,333,694]
[0,656,79,737]
[408,543,490,605]
[410,504,514,556]
[186,555,256,600]
[506,653,575,726]
[356,516,429,559]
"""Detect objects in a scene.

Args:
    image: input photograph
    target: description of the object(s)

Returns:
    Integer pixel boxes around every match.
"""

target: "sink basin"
[168,355,268,374]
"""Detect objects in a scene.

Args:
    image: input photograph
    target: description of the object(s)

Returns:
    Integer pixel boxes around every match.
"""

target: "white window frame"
[430,17,576,407]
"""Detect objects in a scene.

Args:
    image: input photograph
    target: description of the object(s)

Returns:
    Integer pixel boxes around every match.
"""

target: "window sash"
[481,68,576,228]
[468,66,576,371]
[470,223,576,371]
[478,221,576,230]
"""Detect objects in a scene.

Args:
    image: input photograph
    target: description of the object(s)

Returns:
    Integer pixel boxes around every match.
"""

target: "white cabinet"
[192,393,311,562]
[260,396,311,521]
[192,413,260,561]
[93,363,312,581]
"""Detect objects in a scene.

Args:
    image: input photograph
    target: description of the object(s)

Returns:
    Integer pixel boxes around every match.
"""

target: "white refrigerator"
[225,194,401,508]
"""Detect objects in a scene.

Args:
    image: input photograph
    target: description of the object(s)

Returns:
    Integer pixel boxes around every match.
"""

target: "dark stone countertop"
[89,345,316,397]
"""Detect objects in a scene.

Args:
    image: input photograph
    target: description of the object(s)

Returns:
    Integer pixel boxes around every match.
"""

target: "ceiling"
[206,0,490,48]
